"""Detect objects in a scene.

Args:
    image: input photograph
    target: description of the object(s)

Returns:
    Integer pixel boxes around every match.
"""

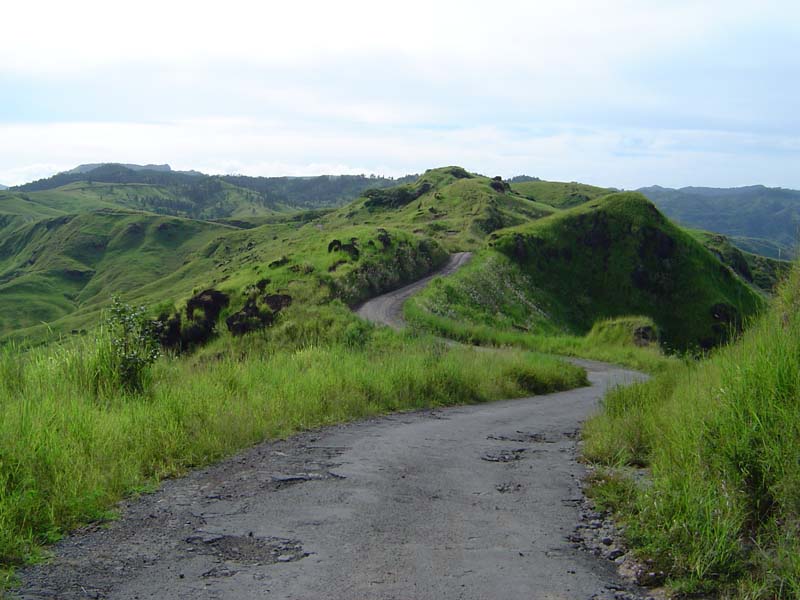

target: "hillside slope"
[13,164,412,212]
[323,166,557,251]
[487,192,764,350]
[639,184,800,259]
[0,201,447,342]
[0,168,774,350]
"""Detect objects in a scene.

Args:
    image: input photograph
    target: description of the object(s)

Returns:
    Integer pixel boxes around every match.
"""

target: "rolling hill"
[13,163,415,211]
[0,166,779,352]
[639,184,800,259]
[409,191,765,352]
[489,192,764,349]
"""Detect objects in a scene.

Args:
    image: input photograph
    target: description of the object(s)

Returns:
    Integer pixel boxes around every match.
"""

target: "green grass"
[510,179,612,209]
[0,208,446,344]
[404,249,672,372]
[582,264,800,597]
[0,306,586,586]
[489,192,765,351]
[405,300,670,373]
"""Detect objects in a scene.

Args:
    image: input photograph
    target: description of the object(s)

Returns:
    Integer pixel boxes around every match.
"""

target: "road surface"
[356,252,473,328]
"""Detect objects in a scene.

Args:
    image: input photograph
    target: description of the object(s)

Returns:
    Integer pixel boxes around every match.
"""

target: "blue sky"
[1,0,798,188]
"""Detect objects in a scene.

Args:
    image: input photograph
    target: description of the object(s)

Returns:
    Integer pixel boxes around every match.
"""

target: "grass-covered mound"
[489,192,765,351]
[583,264,800,597]
[404,251,669,373]
[0,304,586,585]
[325,166,558,251]
[510,179,612,209]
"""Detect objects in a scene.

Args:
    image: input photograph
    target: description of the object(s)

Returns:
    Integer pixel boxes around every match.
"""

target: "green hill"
[0,201,448,343]
[487,192,764,350]
[323,166,558,251]
[13,164,413,212]
[689,229,791,292]
[0,167,775,353]
[510,179,612,209]
[639,184,800,259]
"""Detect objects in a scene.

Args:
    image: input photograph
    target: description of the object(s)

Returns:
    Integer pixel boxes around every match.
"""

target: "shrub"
[104,297,162,393]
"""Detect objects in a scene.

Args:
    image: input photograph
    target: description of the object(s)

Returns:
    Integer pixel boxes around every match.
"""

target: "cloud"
[1,0,798,187]
[1,119,798,189]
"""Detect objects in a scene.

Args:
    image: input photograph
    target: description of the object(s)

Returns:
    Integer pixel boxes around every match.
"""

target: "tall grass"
[0,322,585,584]
[583,265,800,597]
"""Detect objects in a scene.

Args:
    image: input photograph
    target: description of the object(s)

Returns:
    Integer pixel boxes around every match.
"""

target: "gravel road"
[13,254,653,600]
[355,252,473,328]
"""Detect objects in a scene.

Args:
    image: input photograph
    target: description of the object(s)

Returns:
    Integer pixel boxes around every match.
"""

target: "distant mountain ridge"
[638,184,800,259]
[9,164,416,215]
[64,163,180,175]
[0,184,7,190]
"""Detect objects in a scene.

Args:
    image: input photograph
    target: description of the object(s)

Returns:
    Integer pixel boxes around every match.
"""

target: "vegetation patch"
[582,264,800,597]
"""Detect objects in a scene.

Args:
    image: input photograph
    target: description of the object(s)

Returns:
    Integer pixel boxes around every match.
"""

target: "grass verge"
[582,265,800,597]
[405,300,670,374]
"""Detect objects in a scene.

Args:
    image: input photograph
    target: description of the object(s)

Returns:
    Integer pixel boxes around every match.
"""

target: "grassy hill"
[0,166,553,342]
[689,229,791,292]
[489,192,764,350]
[13,163,413,212]
[323,166,558,251]
[0,167,778,353]
[0,200,449,343]
[408,192,764,353]
[639,184,800,259]
[510,179,612,209]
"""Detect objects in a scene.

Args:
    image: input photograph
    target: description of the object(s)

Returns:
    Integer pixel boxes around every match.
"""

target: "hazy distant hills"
[639,185,800,259]
[0,184,7,190]
[64,163,177,174]
[7,163,416,219]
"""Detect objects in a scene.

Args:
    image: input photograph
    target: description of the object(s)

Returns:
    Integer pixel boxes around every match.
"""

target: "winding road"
[14,255,649,600]
[356,252,473,328]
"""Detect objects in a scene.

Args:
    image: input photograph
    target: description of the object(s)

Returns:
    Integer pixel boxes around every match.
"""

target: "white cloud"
[1,119,797,189]
[1,0,798,187]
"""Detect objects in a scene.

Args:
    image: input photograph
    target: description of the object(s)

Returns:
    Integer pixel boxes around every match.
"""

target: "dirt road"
[14,255,651,600]
[356,252,473,328]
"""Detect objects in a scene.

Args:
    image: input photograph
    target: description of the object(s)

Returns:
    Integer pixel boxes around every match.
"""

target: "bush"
[104,297,162,393]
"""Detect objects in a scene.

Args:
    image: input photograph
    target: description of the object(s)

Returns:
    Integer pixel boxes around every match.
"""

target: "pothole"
[495,482,524,493]
[185,534,309,564]
[264,471,345,491]
[481,448,526,462]
[488,431,553,443]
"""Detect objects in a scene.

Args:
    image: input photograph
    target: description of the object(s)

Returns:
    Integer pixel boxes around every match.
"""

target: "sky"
[1,0,798,188]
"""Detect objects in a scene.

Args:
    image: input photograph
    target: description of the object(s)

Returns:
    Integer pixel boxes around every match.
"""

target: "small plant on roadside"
[104,296,162,393]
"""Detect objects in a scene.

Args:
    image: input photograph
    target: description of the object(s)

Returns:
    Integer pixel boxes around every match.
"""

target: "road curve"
[13,255,651,600]
[356,252,473,328]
